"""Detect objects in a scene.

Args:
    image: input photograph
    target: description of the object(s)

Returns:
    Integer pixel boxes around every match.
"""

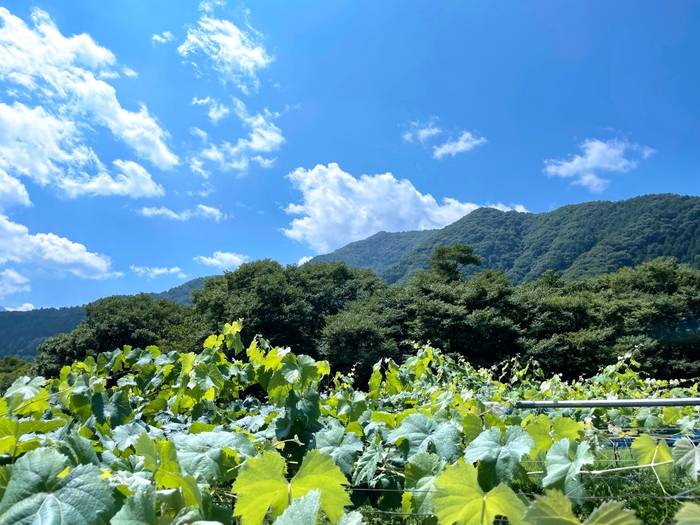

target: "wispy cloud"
[130,266,187,279]
[0,269,30,298]
[433,131,487,159]
[177,6,272,93]
[139,204,227,222]
[402,118,442,144]
[544,138,655,192]
[189,99,283,176]
[152,31,174,44]
[193,250,248,269]
[192,96,230,123]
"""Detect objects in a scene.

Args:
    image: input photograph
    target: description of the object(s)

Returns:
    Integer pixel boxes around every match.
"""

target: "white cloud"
[59,160,164,198]
[0,169,31,209]
[139,203,227,222]
[0,214,117,279]
[152,31,174,44]
[192,96,230,123]
[122,67,138,78]
[190,127,208,142]
[543,138,655,192]
[487,202,530,213]
[403,118,442,144]
[283,163,481,253]
[189,98,283,176]
[193,250,248,269]
[297,256,313,266]
[433,131,487,159]
[177,11,272,93]
[0,269,29,298]
[130,265,186,279]
[0,8,178,172]
[5,302,34,311]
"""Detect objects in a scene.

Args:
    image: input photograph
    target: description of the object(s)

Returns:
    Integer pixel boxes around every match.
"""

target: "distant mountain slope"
[309,229,436,273]
[0,306,86,361]
[313,194,700,285]
[0,276,212,360]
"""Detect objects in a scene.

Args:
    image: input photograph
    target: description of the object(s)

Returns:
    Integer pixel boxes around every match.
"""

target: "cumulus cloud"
[543,138,655,192]
[0,214,117,279]
[402,118,442,144]
[5,302,34,311]
[0,268,30,298]
[0,169,31,209]
[192,96,230,123]
[0,8,178,189]
[130,266,186,279]
[193,250,249,269]
[297,256,313,266]
[152,31,174,44]
[139,203,227,222]
[177,8,272,93]
[433,131,487,159]
[189,98,283,176]
[283,163,483,253]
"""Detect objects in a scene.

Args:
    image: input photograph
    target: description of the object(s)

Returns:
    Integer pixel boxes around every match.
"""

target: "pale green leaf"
[291,449,351,524]
[672,438,700,481]
[464,426,534,488]
[231,452,289,525]
[389,413,461,462]
[111,486,157,525]
[584,500,641,525]
[315,427,363,475]
[630,434,672,475]
[402,452,445,515]
[433,459,526,525]
[273,490,321,525]
[173,430,255,483]
[523,489,580,525]
[675,502,700,525]
[542,439,594,498]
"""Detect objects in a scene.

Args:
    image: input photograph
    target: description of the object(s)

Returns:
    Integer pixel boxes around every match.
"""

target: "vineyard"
[2,322,700,525]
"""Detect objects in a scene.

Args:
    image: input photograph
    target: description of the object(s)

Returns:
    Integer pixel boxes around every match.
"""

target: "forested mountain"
[312,194,700,284]
[0,277,210,360]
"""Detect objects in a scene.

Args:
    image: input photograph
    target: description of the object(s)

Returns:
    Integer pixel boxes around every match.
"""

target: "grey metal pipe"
[515,397,700,409]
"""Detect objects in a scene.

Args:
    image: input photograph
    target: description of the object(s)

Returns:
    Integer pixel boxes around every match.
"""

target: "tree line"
[27,247,700,388]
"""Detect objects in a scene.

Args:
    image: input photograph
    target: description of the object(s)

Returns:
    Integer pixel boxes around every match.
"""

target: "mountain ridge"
[311,193,700,284]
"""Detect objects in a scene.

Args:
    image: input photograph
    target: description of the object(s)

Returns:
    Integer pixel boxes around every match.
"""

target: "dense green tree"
[34,294,208,377]
[0,355,32,395]
[428,244,481,282]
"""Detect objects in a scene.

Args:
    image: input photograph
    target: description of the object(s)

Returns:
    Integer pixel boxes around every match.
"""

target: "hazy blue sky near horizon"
[0,0,698,309]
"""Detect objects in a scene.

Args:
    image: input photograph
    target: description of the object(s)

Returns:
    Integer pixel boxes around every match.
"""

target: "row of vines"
[2,322,700,524]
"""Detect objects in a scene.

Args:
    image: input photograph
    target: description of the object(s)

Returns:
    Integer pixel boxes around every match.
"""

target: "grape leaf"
[675,502,700,525]
[353,442,383,486]
[432,459,526,525]
[0,448,116,525]
[3,376,45,401]
[231,451,288,525]
[463,426,534,488]
[584,501,641,525]
[523,489,579,525]
[173,430,256,483]
[388,413,461,462]
[232,450,350,525]
[291,449,352,523]
[315,427,363,475]
[337,512,365,525]
[273,490,321,525]
[542,438,594,498]
[630,434,672,475]
[672,437,700,481]
[111,486,157,525]
[401,452,445,515]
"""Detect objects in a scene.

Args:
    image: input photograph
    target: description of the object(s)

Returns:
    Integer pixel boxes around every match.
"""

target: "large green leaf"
[388,413,461,462]
[232,450,350,525]
[463,426,534,488]
[353,442,383,486]
[111,486,157,525]
[675,502,700,525]
[173,430,255,483]
[231,452,289,525]
[630,434,672,475]
[273,490,321,525]
[542,438,594,498]
[0,448,115,525]
[584,501,641,525]
[432,459,525,525]
[315,427,363,475]
[672,437,700,481]
[291,449,352,523]
[401,452,445,515]
[523,490,640,525]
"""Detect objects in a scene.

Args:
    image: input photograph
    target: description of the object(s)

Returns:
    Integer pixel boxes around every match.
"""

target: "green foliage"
[428,244,481,282]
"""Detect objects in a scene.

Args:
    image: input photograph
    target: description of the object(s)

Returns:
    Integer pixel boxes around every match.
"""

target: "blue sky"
[0,1,698,309]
